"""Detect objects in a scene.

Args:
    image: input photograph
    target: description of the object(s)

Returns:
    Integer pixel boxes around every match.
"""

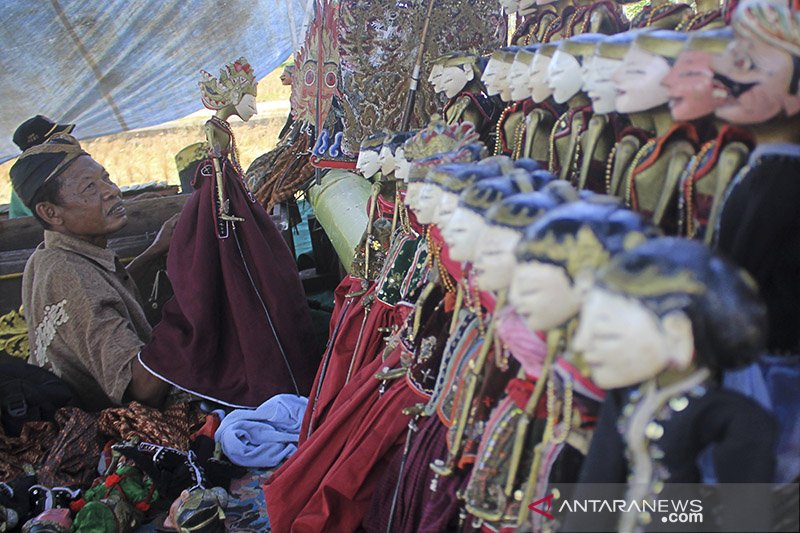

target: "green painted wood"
[308,170,370,273]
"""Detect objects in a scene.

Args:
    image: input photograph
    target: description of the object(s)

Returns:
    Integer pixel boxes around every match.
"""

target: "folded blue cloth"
[215,394,308,468]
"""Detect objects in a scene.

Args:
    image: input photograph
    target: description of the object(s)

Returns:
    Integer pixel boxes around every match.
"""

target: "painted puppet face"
[442,207,486,263]
[574,287,689,389]
[612,43,671,113]
[663,50,726,121]
[473,225,523,292]
[548,50,583,104]
[529,51,554,103]
[711,35,800,124]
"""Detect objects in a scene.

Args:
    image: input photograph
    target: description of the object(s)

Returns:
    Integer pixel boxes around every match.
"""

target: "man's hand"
[150,213,180,256]
[127,358,170,408]
[126,213,180,285]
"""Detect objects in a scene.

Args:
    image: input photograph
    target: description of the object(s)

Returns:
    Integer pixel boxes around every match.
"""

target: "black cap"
[13,115,75,151]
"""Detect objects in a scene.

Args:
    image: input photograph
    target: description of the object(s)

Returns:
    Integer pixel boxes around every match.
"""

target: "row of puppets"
[261,0,799,532]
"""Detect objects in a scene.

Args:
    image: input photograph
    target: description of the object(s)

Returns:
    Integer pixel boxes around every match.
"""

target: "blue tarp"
[0,0,308,163]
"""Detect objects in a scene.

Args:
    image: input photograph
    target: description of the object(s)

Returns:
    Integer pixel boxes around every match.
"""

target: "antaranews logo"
[528,493,555,520]
[528,492,704,526]
[527,483,800,533]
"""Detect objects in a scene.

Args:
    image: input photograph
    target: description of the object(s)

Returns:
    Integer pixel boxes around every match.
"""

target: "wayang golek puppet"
[571,238,777,533]
[661,28,753,243]
[712,0,800,484]
[506,201,658,530]
[614,30,698,235]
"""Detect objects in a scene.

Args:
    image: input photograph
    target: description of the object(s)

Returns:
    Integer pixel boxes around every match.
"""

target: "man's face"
[711,36,797,124]
[48,156,127,241]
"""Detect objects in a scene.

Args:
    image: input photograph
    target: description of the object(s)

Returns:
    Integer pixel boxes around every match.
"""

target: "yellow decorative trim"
[0,306,29,359]
[602,264,707,297]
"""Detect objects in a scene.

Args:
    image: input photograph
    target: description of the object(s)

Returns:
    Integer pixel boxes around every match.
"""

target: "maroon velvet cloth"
[264,347,412,532]
[139,155,316,407]
[300,275,374,442]
[364,416,449,533]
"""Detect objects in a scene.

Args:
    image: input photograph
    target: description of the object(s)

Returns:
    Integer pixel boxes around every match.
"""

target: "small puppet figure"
[431,52,502,149]
[571,238,777,533]
[661,28,753,242]
[138,58,317,408]
[613,30,699,235]
[711,1,800,483]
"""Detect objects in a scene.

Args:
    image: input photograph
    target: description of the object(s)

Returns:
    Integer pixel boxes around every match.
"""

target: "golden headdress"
[734,0,800,59]
[199,57,257,111]
[403,117,481,161]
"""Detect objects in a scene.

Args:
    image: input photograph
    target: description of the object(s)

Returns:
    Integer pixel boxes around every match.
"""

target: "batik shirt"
[22,231,151,409]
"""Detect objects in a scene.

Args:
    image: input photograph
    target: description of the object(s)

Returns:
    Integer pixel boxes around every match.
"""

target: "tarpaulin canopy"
[0,0,310,163]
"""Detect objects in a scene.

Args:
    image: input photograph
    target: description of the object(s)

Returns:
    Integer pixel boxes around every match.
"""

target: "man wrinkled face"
[612,43,671,113]
[573,288,673,389]
[473,225,522,291]
[663,50,725,121]
[47,156,127,241]
[711,36,797,124]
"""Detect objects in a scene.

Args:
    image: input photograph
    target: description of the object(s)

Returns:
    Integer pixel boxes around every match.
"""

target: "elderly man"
[10,133,174,410]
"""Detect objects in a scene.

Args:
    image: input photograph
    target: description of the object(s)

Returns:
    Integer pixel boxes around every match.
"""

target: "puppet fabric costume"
[140,138,316,408]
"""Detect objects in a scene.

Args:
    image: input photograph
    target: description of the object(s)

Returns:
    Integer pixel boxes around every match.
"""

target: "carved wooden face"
[473,224,522,291]
[584,54,622,114]
[414,182,444,223]
[442,206,486,262]
[234,93,258,121]
[528,51,554,103]
[509,260,582,331]
[508,52,535,101]
[440,64,473,99]
[711,35,800,124]
[612,42,671,113]
[548,50,584,103]
[356,148,381,178]
[662,50,726,121]
[574,287,692,389]
[481,56,509,97]
[428,63,445,93]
